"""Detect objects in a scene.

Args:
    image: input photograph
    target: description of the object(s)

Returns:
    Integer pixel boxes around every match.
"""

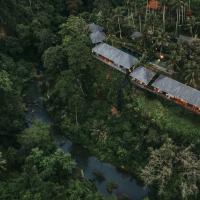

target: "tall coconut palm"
[186,16,200,37]
[171,0,187,35]
[183,60,200,88]
[152,29,171,57]
[112,7,125,39]
[183,41,200,88]
[124,0,134,29]
[160,0,169,32]
[145,11,159,35]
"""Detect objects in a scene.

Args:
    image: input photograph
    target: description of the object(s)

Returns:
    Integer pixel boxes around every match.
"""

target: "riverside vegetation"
[0,1,200,200]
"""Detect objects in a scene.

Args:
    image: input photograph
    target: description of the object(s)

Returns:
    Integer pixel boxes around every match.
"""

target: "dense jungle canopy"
[0,0,200,200]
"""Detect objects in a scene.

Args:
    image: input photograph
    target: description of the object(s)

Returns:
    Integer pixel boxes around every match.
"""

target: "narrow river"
[25,81,149,200]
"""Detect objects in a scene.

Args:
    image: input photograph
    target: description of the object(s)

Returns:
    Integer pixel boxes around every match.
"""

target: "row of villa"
[89,23,200,115]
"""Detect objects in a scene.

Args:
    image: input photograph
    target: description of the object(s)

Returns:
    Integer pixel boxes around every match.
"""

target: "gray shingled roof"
[178,35,200,45]
[92,43,139,69]
[130,66,156,85]
[152,75,200,107]
[131,31,143,40]
[88,23,104,33]
[90,31,106,44]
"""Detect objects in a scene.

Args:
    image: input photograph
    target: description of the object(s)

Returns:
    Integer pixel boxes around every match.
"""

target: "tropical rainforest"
[0,0,200,200]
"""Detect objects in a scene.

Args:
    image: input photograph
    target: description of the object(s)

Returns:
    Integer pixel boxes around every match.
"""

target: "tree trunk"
[163,5,166,32]
[145,0,149,23]
[118,17,122,39]
[131,11,135,29]
[181,6,184,24]
[139,15,142,32]
[76,78,85,96]
[126,0,131,26]
[175,9,178,36]
[28,0,32,8]
[75,104,78,126]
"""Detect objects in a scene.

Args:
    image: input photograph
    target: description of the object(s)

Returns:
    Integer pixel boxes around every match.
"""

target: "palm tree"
[183,42,200,88]
[152,29,171,56]
[183,60,200,87]
[171,0,187,35]
[112,7,125,39]
[145,11,159,35]
[160,0,169,32]
[124,0,139,29]
[171,40,200,88]
[186,16,200,37]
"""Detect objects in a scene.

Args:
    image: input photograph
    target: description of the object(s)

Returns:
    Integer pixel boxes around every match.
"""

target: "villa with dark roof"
[88,23,104,33]
[130,67,156,86]
[92,43,139,73]
[90,24,200,115]
[90,31,106,44]
[152,75,200,113]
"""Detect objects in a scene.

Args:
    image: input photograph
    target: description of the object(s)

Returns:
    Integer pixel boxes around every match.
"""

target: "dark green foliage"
[43,11,200,200]
[43,45,68,82]
[0,148,105,200]
[1,1,200,200]
[0,1,110,200]
[18,120,54,152]
[0,69,24,140]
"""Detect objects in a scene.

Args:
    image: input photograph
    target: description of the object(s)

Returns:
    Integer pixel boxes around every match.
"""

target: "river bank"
[25,80,148,200]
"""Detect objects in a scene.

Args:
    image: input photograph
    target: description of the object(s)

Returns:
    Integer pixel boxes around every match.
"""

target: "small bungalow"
[92,43,139,73]
[88,23,104,33]
[130,66,156,86]
[90,31,106,44]
[131,31,143,40]
[178,35,200,45]
[152,75,200,113]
